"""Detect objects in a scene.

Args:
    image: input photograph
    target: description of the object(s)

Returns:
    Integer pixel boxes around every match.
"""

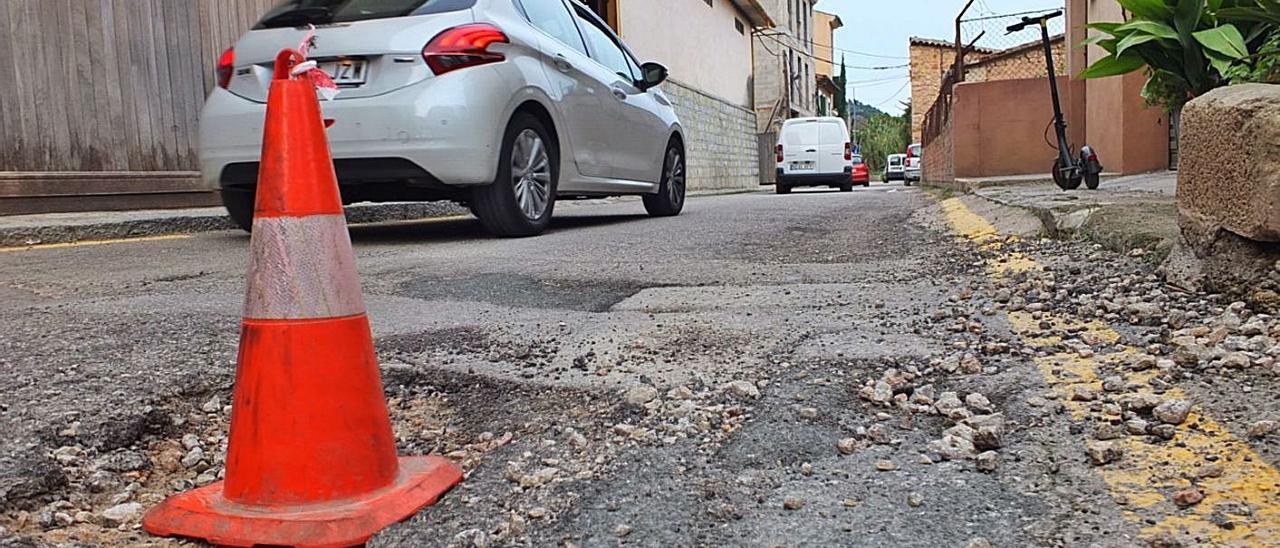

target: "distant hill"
[850,100,888,127]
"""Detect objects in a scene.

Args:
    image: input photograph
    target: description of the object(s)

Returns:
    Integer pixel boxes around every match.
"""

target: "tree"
[854,112,909,175]
[835,57,849,121]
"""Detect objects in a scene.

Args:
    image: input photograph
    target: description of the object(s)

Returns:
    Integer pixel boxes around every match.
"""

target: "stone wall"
[661,78,761,191]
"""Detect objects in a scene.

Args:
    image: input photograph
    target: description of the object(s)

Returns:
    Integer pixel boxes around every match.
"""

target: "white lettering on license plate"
[319,61,367,85]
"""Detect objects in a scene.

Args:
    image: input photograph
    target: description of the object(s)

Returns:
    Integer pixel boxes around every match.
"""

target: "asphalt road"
[2,185,1268,547]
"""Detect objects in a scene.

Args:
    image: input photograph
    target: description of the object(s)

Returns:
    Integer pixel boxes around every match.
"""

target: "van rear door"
[781,121,820,175]
[817,120,849,175]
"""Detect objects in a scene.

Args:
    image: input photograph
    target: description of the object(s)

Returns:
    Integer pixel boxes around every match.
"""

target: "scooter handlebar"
[1006,10,1064,33]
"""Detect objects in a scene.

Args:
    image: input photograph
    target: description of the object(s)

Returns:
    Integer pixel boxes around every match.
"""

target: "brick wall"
[909,42,958,143]
[661,78,761,191]
[965,38,1065,83]
[923,114,954,185]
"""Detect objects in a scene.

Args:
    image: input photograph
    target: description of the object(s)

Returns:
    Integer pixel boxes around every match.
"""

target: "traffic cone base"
[143,455,461,548]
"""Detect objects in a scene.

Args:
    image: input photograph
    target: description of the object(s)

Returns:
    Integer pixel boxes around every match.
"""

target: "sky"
[813,0,1065,115]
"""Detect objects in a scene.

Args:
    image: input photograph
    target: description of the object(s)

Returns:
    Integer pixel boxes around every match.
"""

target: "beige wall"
[620,0,755,107]
[1076,0,1170,173]
[814,10,839,78]
[950,77,1086,178]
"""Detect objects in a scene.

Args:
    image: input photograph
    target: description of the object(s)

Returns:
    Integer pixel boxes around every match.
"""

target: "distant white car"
[885,153,906,182]
[905,143,922,183]
[774,117,854,194]
[200,0,686,237]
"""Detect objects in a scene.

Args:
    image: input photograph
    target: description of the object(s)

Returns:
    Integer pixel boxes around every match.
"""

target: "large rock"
[1178,84,1280,242]
[1171,84,1280,308]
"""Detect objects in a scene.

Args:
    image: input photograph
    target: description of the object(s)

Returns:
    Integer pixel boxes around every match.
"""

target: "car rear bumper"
[199,64,512,191]
[777,172,852,186]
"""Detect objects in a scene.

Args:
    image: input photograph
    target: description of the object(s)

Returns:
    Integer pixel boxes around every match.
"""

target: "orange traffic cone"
[143,50,462,547]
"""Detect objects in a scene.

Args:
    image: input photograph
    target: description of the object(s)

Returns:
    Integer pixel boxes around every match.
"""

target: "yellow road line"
[0,234,191,253]
[940,197,1280,546]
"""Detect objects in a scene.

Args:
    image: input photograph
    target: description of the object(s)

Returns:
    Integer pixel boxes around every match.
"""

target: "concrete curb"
[0,202,468,248]
[0,187,763,248]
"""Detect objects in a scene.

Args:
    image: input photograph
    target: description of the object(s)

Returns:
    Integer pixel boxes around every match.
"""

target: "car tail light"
[423,23,509,75]
[906,146,915,159]
[216,47,235,89]
[844,143,852,161]
[776,144,784,163]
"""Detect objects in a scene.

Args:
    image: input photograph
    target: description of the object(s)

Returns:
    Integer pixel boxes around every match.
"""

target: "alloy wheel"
[665,148,685,207]
[511,129,551,220]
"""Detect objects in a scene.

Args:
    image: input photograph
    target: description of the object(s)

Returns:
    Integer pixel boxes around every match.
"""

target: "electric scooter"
[1007,10,1102,190]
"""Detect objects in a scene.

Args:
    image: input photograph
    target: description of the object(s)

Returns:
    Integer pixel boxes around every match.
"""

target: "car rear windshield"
[889,156,902,165]
[255,0,476,29]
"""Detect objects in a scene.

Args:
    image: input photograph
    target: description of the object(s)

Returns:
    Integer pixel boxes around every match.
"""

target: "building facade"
[1066,0,1171,174]
[812,10,843,120]
[752,0,817,133]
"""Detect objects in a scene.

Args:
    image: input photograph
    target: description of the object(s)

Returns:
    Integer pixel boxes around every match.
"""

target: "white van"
[775,117,853,194]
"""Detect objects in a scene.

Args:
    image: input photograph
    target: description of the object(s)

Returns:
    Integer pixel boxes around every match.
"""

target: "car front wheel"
[643,141,686,217]
[472,113,558,237]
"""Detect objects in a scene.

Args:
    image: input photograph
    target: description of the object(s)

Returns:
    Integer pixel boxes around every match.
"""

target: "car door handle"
[553,54,572,72]
[806,149,817,153]
[610,87,628,100]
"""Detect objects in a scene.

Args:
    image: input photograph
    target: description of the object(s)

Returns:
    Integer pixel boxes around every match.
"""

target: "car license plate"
[318,60,367,86]
[791,161,815,171]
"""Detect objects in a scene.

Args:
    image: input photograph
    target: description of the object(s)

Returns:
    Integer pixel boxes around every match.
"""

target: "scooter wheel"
[1053,158,1082,190]
[1085,172,1100,190]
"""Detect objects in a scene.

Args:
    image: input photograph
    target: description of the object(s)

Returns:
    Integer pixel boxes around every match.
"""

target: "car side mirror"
[638,62,668,91]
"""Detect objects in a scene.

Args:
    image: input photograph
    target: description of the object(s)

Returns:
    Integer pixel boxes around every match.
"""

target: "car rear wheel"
[775,183,792,195]
[472,113,557,238]
[643,141,686,217]
[840,183,853,192]
[221,188,255,233]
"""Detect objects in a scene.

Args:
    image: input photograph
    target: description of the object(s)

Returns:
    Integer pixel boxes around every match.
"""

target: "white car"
[885,153,906,182]
[905,143,922,184]
[774,117,854,194]
[201,0,686,237]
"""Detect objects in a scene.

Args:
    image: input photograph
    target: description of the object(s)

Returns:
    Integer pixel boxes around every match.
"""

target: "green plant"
[1080,0,1280,111]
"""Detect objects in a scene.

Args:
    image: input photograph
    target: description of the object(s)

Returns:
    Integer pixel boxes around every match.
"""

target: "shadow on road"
[338,212,655,245]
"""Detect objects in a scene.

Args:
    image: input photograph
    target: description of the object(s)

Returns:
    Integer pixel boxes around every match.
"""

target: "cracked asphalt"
[3,185,1279,547]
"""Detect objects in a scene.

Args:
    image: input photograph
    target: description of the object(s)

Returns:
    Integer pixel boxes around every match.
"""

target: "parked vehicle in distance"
[201,0,686,238]
[851,154,870,187]
[775,117,854,194]
[904,143,922,184]
[885,153,906,182]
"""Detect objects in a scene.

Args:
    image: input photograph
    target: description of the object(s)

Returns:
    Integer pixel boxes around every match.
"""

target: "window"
[735,18,745,34]
[518,0,588,56]
[703,0,712,6]
[819,122,845,142]
[575,9,635,80]
[257,0,475,28]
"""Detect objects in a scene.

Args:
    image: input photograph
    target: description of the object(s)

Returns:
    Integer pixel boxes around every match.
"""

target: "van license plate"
[318,60,367,86]
[791,161,815,171]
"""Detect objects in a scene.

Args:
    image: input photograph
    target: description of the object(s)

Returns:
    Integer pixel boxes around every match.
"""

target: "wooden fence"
[0,0,278,214]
